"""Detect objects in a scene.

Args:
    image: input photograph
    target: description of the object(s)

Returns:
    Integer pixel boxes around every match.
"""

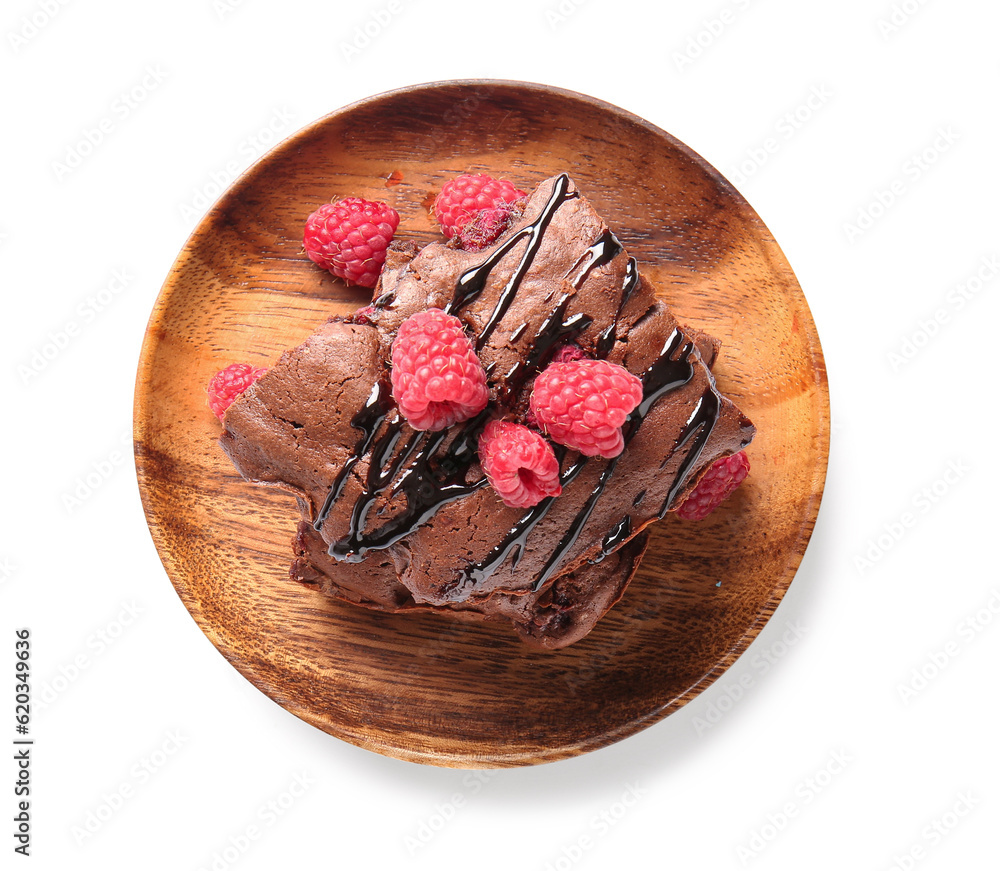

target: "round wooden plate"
[134,80,829,768]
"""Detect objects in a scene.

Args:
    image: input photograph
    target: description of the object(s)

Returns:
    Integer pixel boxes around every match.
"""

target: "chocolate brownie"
[220,174,754,648]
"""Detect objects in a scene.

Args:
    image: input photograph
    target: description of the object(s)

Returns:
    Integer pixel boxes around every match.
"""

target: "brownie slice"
[221,174,754,648]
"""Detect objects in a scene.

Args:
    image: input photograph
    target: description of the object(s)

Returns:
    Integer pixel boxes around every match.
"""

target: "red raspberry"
[478,420,562,508]
[345,305,375,325]
[524,346,590,429]
[550,343,589,365]
[390,309,489,432]
[433,173,526,240]
[529,359,643,458]
[207,363,268,420]
[676,451,750,520]
[303,197,400,288]
[456,199,525,251]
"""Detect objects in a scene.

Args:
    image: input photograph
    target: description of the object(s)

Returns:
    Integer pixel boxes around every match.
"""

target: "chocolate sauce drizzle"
[568,229,623,289]
[327,286,594,568]
[453,452,588,592]
[658,390,721,517]
[499,293,592,400]
[596,256,640,358]
[597,516,633,563]
[328,422,489,563]
[446,173,579,347]
[314,174,724,593]
[451,327,719,598]
[314,380,394,530]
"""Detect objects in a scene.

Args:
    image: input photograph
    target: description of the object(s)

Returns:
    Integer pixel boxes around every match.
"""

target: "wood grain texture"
[133,80,829,768]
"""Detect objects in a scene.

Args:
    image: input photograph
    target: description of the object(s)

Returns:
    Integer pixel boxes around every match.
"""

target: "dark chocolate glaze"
[597,256,640,358]
[658,389,721,517]
[452,454,589,596]
[599,515,633,562]
[446,173,579,347]
[568,229,623,289]
[499,293,592,401]
[531,456,616,591]
[329,423,488,562]
[334,418,412,557]
[314,380,393,530]
[449,327,719,599]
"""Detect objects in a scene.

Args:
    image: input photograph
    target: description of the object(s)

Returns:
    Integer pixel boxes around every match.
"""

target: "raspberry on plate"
[390,309,489,432]
[303,197,400,288]
[207,363,268,420]
[433,173,526,241]
[529,359,643,458]
[478,420,563,508]
[676,451,750,520]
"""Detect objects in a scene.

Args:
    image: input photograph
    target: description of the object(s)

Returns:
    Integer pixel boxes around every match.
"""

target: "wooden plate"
[134,80,829,767]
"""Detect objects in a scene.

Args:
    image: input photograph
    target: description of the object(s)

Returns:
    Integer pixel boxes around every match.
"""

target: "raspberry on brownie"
[433,173,526,241]
[390,309,489,432]
[530,359,643,458]
[478,420,562,508]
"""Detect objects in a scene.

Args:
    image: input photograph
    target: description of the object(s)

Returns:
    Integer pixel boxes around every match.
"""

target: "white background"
[3,0,998,868]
